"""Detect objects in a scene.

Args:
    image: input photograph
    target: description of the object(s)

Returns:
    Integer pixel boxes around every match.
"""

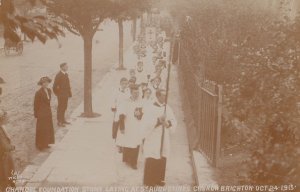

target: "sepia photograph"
[0,0,299,191]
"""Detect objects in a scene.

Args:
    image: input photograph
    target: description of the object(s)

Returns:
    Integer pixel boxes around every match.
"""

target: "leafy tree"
[0,0,63,43]
[170,0,300,185]
[226,15,300,184]
[111,0,150,70]
[41,0,113,117]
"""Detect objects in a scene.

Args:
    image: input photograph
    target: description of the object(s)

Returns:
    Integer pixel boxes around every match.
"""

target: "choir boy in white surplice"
[116,85,144,169]
[141,88,154,124]
[111,78,130,140]
[135,61,149,85]
[142,89,177,187]
[149,76,162,100]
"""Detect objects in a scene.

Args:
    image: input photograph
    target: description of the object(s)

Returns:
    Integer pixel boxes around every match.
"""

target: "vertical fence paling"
[179,42,222,167]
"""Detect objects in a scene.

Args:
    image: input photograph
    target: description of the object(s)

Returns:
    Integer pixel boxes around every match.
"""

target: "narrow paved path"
[22,40,194,189]
[0,21,133,170]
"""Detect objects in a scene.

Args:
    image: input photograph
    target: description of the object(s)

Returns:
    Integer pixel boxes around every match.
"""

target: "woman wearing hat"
[0,110,16,190]
[34,77,55,150]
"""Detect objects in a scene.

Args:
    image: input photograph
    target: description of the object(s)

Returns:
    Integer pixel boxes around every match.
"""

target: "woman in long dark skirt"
[34,77,55,150]
[0,109,16,190]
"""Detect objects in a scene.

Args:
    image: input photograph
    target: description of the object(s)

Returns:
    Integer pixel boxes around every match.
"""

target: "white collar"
[119,87,127,93]
[61,70,66,75]
[154,100,165,107]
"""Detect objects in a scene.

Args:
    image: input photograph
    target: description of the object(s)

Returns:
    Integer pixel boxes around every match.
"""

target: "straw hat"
[37,76,52,86]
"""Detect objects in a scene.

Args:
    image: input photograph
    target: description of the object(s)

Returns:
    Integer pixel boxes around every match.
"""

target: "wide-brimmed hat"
[37,76,52,86]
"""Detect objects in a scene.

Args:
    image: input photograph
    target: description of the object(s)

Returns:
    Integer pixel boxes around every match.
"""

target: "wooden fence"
[178,41,222,167]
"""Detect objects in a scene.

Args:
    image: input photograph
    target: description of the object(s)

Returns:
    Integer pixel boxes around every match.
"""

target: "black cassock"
[34,88,55,150]
[144,157,166,186]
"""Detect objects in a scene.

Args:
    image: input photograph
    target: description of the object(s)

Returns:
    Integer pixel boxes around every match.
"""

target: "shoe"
[58,122,66,127]
[63,121,71,125]
[37,146,47,151]
[157,181,166,186]
[131,165,138,170]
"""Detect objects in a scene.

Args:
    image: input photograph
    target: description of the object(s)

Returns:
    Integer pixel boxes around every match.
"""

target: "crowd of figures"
[0,19,176,189]
[111,25,177,187]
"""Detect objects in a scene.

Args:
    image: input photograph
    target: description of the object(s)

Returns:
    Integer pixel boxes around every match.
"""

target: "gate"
[178,41,222,167]
[196,80,222,167]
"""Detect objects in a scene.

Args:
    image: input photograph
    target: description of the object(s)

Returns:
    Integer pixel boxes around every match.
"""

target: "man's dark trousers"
[53,71,72,124]
[57,95,68,123]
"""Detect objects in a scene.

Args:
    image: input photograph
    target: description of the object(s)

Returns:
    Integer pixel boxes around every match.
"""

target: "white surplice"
[142,101,177,159]
[115,98,144,148]
[111,87,130,121]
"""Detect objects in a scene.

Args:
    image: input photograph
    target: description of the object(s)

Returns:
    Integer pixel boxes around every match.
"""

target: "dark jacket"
[34,88,52,118]
[53,71,72,97]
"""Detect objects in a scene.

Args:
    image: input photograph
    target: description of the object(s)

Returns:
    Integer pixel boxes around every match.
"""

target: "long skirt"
[36,116,55,150]
[123,146,140,168]
[0,152,15,190]
[143,157,167,186]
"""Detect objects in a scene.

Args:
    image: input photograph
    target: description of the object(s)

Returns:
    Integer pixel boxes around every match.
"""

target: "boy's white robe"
[111,88,130,121]
[135,70,148,85]
[142,102,177,159]
[115,98,144,148]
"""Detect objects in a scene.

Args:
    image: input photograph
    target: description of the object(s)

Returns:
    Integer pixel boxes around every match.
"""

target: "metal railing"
[178,42,222,167]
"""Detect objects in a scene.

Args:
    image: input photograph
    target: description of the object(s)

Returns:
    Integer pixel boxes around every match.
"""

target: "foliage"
[228,15,300,184]
[110,0,150,21]
[0,0,63,43]
[109,0,150,69]
[40,0,115,116]
[41,0,112,37]
[171,0,300,185]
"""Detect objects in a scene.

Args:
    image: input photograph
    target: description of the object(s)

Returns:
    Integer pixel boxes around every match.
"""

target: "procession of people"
[31,22,176,187]
[111,25,177,187]
[0,16,177,189]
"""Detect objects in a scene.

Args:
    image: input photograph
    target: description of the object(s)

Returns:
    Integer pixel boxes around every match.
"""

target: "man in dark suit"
[53,63,72,127]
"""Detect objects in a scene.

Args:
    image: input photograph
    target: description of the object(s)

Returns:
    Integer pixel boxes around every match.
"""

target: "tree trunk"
[146,11,153,26]
[140,14,145,34]
[117,19,125,70]
[132,18,137,42]
[81,34,97,117]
